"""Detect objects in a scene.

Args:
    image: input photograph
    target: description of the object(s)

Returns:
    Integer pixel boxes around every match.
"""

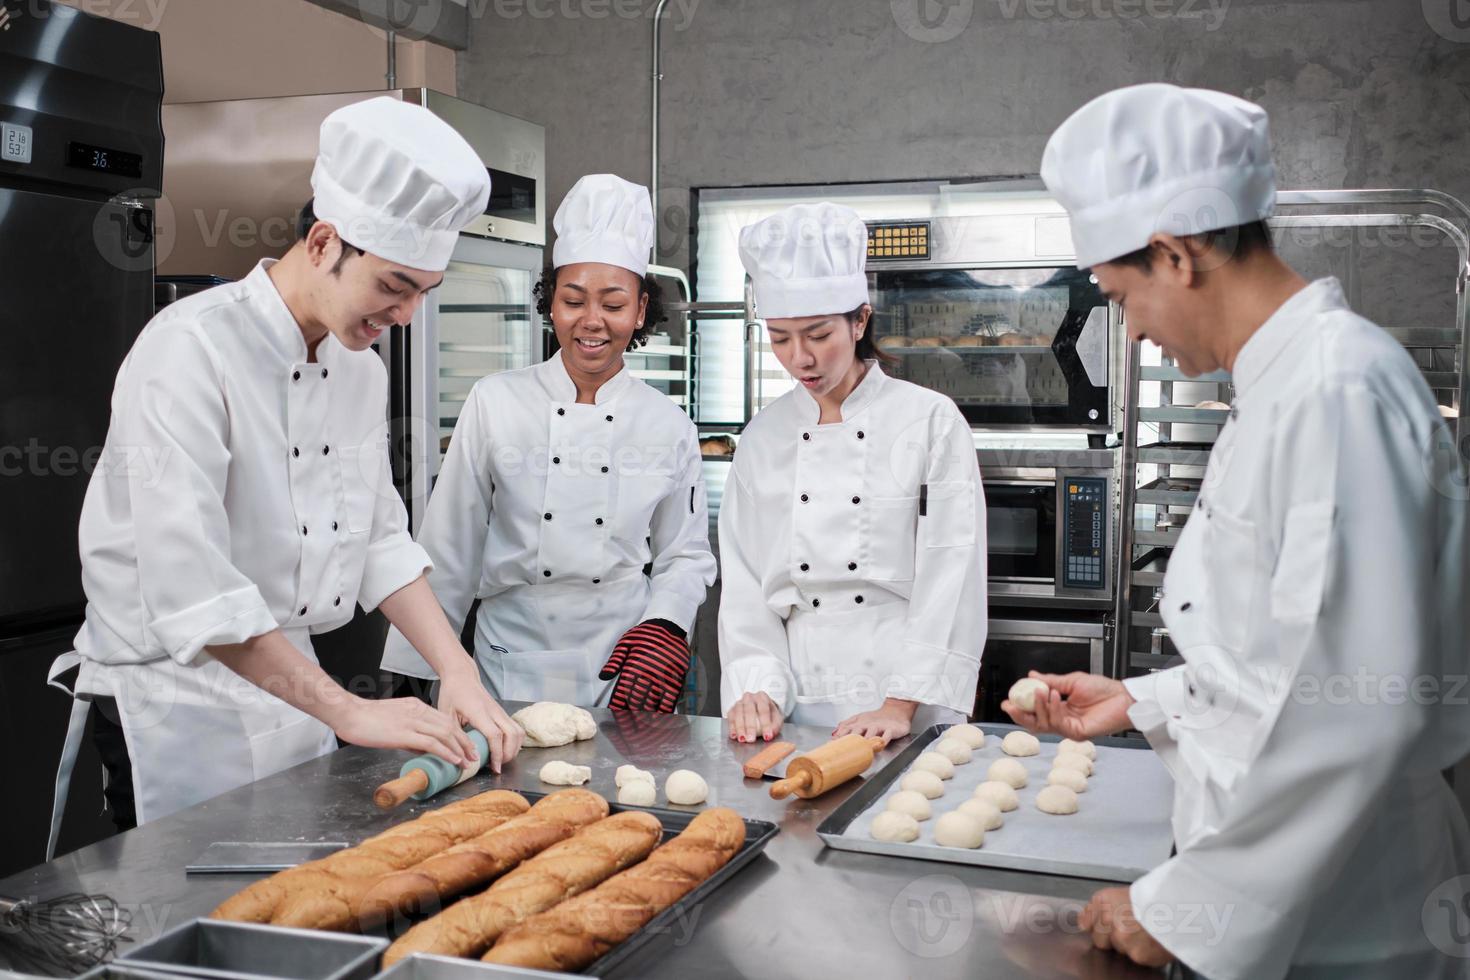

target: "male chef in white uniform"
[48,97,524,854]
[1003,83,1470,978]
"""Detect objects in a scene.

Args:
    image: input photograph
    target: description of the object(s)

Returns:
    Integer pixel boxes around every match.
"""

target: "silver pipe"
[1110,332,1141,681]
[386,27,397,89]
[650,0,672,263]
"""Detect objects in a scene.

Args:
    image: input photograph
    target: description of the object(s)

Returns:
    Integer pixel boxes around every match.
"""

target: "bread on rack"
[347,789,610,929]
[211,790,531,925]
[382,811,664,966]
[482,808,746,972]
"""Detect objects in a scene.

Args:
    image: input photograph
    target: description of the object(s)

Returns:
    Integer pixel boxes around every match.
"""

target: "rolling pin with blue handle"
[373,729,491,809]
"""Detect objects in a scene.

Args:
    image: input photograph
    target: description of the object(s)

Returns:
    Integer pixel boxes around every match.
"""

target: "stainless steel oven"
[975,616,1111,722]
[979,447,1115,610]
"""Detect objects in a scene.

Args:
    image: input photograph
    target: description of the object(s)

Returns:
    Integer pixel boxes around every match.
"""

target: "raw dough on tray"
[913,752,956,780]
[1037,785,1080,815]
[932,737,973,765]
[901,770,946,800]
[871,811,921,842]
[973,780,1020,812]
[886,790,933,821]
[988,758,1029,789]
[1002,731,1041,757]
[934,811,986,849]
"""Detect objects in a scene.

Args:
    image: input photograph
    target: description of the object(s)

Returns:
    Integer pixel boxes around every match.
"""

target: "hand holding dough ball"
[616,780,657,806]
[958,798,1004,831]
[900,770,946,800]
[1036,784,1080,815]
[513,702,597,748]
[1053,752,1094,776]
[664,769,710,805]
[987,758,1028,789]
[973,780,1019,812]
[615,764,654,788]
[886,790,933,822]
[914,752,956,780]
[1008,677,1050,712]
[1046,768,1088,793]
[1058,738,1097,760]
[1002,731,1041,757]
[933,811,986,849]
[945,724,986,749]
[932,737,973,765]
[538,761,591,786]
[870,811,921,843]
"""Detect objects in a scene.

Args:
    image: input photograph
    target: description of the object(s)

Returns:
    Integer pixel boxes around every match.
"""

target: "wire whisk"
[0,893,133,976]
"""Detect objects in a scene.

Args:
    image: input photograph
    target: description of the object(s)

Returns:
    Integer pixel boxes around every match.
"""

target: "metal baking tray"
[816,724,1175,882]
[76,967,186,980]
[120,920,386,980]
[374,952,585,980]
[187,842,350,875]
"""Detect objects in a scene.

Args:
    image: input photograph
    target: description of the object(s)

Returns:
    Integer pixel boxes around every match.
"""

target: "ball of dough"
[1008,677,1050,712]
[615,764,654,788]
[958,798,1004,831]
[933,811,986,849]
[1059,738,1097,760]
[987,758,1028,789]
[913,752,956,780]
[886,790,933,821]
[616,780,657,806]
[1036,785,1080,815]
[900,770,946,800]
[945,724,986,749]
[538,761,591,786]
[1002,731,1041,757]
[664,769,709,805]
[973,780,1019,812]
[513,702,597,748]
[1047,768,1088,793]
[870,811,921,843]
[1053,753,1094,776]
[932,737,973,765]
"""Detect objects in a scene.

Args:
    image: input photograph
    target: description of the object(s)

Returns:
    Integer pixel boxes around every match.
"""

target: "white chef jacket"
[1124,279,1470,979]
[718,363,987,724]
[49,260,433,836]
[381,351,716,705]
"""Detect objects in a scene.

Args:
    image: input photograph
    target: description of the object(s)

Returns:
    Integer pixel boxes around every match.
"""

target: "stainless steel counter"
[0,708,1166,980]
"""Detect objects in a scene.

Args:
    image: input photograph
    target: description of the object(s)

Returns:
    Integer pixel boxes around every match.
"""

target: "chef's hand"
[1079,887,1176,969]
[329,695,480,769]
[599,620,690,713]
[726,691,783,743]
[1003,671,1134,740]
[435,660,525,774]
[834,698,918,745]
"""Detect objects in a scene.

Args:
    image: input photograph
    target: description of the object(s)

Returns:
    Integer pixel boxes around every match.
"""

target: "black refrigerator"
[0,0,163,874]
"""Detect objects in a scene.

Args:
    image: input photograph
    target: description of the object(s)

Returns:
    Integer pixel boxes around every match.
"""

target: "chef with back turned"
[47,97,524,855]
[1004,82,1470,978]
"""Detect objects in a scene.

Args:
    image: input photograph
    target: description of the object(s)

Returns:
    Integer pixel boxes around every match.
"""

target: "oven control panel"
[1060,476,1107,590]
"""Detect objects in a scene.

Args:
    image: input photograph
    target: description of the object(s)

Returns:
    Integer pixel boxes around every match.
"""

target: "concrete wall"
[457,0,1470,270]
[54,0,455,102]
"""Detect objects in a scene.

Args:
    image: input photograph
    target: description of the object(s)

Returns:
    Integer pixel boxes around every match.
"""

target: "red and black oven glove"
[599,619,690,713]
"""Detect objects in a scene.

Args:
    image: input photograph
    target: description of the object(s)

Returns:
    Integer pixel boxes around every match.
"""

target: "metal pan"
[120,920,386,980]
[373,952,582,980]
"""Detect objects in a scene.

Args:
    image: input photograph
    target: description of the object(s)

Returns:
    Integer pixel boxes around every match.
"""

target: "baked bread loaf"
[211,790,530,924]
[382,810,664,965]
[482,808,745,972]
[331,789,609,930]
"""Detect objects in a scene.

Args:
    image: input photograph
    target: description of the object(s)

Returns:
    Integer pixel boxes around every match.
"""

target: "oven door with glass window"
[985,481,1057,601]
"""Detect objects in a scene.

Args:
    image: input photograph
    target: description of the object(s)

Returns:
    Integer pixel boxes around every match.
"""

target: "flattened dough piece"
[538,760,591,786]
[513,702,597,748]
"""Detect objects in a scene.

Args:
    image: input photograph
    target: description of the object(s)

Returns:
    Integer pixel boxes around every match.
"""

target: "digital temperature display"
[67,141,143,179]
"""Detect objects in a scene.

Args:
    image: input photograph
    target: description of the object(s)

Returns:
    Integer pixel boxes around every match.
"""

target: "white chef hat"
[739,202,870,319]
[311,96,491,272]
[551,174,655,278]
[1040,83,1277,269]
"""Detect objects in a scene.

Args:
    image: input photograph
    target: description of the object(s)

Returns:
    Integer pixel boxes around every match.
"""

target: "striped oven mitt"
[599,620,690,712]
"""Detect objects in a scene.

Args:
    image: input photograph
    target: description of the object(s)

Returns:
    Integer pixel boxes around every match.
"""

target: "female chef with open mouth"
[383,174,716,712]
[719,202,987,744]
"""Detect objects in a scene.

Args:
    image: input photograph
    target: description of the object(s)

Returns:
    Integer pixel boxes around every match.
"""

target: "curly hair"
[533,267,668,353]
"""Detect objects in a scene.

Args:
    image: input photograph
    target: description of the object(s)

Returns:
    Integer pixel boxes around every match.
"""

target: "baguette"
[345,789,610,930]
[211,790,530,924]
[383,810,664,966]
[482,808,746,972]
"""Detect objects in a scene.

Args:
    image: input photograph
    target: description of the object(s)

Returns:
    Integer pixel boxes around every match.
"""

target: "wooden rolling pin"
[770,734,886,800]
[374,730,491,809]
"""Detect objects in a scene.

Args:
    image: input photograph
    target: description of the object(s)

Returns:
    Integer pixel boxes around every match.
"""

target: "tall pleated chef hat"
[311,96,491,272]
[1040,83,1277,269]
[739,202,870,319]
[552,174,655,278]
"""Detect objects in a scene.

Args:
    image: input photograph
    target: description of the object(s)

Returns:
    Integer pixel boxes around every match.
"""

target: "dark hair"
[1108,219,1273,273]
[848,304,899,366]
[533,267,667,353]
[297,198,364,273]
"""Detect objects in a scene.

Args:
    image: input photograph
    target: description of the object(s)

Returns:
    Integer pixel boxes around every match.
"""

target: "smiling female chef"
[47,98,524,855]
[382,174,716,712]
[719,202,987,744]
